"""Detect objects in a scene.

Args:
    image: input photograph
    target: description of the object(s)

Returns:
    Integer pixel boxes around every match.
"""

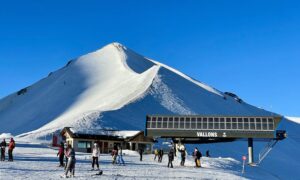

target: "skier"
[111,146,118,164]
[91,143,100,170]
[1,139,6,161]
[206,150,210,157]
[57,142,65,167]
[167,148,174,168]
[178,148,186,166]
[64,144,76,178]
[158,148,164,163]
[193,147,202,167]
[153,148,158,161]
[8,138,15,162]
[138,148,144,161]
[117,146,125,165]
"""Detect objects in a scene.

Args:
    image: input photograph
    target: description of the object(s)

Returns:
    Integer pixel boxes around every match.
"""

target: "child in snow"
[91,143,100,170]
[1,139,6,161]
[64,144,76,178]
[8,138,15,162]
[138,148,144,161]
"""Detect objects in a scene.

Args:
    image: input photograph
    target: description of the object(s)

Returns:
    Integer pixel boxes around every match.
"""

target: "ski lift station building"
[145,114,286,165]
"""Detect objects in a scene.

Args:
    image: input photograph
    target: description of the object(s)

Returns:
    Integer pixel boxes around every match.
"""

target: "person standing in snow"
[64,144,76,178]
[117,146,125,165]
[193,147,202,167]
[91,143,100,170]
[153,149,158,161]
[178,148,186,166]
[158,148,164,163]
[138,148,144,161]
[111,145,118,164]
[167,148,174,168]
[64,143,68,170]
[8,138,15,162]
[1,139,6,161]
[206,150,210,157]
[57,142,65,167]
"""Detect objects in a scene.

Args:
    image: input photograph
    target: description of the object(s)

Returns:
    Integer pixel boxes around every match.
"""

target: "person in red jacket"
[8,138,15,161]
[57,142,65,167]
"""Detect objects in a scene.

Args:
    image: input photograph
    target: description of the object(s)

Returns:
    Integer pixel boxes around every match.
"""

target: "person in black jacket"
[178,148,186,166]
[158,148,164,163]
[1,139,6,161]
[193,147,202,167]
[167,148,174,168]
[138,148,144,161]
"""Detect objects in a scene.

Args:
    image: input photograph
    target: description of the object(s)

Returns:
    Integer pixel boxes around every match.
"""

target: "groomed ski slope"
[0,141,248,180]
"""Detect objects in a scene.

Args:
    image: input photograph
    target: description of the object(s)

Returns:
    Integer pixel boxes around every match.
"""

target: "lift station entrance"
[145,115,286,165]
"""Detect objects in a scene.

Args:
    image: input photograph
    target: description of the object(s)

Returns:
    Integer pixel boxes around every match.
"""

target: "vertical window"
[191,118,196,129]
[238,118,243,129]
[168,117,174,129]
[147,116,151,128]
[186,118,191,129]
[232,118,237,129]
[226,118,231,129]
[197,118,202,129]
[244,118,249,130]
[256,118,262,130]
[262,118,268,130]
[250,118,255,130]
[214,118,219,129]
[208,118,214,129]
[268,118,274,130]
[151,117,157,128]
[163,117,168,128]
[157,117,162,128]
[174,117,179,128]
[220,118,225,129]
[203,118,208,129]
[180,118,185,129]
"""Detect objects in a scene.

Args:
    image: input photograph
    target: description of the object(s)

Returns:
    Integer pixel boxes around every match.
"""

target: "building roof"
[61,127,152,142]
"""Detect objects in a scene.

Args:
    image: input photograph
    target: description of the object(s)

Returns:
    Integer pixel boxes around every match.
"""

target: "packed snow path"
[0,142,247,180]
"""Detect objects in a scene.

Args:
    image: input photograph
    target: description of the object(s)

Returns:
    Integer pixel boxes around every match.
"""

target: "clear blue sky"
[0,0,299,116]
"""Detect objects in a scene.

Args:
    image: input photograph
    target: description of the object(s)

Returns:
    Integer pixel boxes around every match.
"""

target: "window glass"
[238,118,243,129]
[244,118,249,130]
[256,118,261,130]
[157,117,162,128]
[186,118,191,129]
[268,118,274,130]
[163,117,168,128]
[250,118,255,130]
[197,118,202,129]
[202,118,207,129]
[168,117,174,129]
[208,118,213,129]
[220,118,225,129]
[174,118,179,128]
[180,118,185,129]
[214,118,219,129]
[191,118,196,129]
[78,141,87,148]
[262,118,267,130]
[226,118,231,129]
[151,117,157,128]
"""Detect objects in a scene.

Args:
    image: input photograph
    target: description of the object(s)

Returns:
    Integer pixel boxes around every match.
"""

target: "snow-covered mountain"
[0,42,276,139]
[0,42,299,179]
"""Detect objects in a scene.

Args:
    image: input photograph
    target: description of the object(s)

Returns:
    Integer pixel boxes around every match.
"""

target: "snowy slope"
[0,42,276,139]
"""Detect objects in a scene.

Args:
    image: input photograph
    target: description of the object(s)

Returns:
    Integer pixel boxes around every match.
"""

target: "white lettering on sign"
[196,132,218,137]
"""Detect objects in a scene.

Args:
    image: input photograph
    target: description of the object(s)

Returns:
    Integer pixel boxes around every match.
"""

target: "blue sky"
[0,0,299,116]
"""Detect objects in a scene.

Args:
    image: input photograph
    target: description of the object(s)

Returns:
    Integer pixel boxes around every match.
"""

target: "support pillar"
[248,138,254,164]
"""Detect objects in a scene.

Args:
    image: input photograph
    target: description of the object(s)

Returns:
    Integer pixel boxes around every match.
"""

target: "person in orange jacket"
[8,138,15,161]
